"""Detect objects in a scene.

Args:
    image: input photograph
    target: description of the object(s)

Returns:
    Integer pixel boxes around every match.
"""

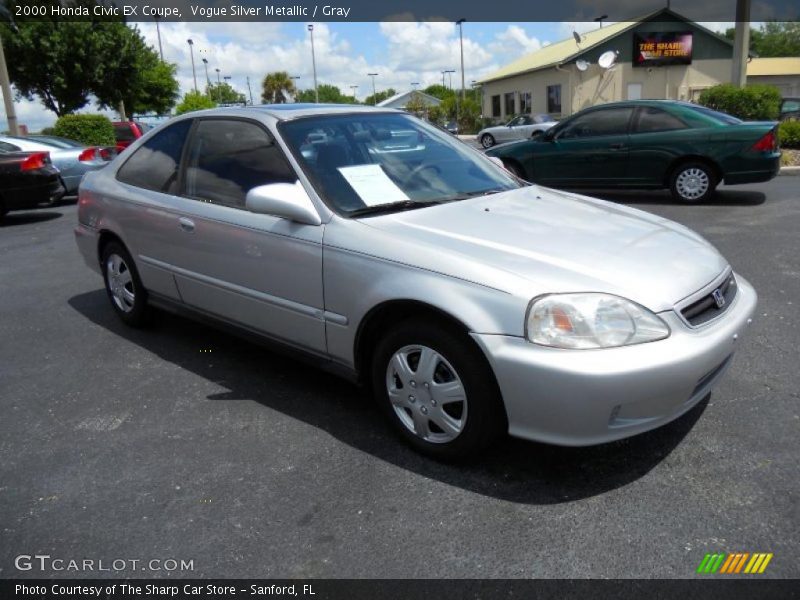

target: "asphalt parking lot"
[1,176,798,579]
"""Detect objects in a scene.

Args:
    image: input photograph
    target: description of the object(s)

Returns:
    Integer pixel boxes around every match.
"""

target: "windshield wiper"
[439,188,509,202]
[348,200,441,218]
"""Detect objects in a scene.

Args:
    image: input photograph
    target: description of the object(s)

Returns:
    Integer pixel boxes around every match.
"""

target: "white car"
[477,114,557,148]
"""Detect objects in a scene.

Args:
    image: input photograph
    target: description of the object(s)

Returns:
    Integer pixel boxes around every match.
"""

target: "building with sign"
[478,8,736,121]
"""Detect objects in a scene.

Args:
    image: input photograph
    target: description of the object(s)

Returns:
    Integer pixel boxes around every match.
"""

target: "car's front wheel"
[101,241,149,327]
[371,318,506,460]
[480,133,496,149]
[669,162,717,203]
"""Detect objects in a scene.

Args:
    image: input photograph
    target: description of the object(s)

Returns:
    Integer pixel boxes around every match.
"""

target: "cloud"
[489,25,542,56]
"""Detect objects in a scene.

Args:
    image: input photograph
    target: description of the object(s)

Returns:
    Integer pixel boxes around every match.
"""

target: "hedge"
[697,84,782,121]
[52,114,116,146]
[779,120,800,149]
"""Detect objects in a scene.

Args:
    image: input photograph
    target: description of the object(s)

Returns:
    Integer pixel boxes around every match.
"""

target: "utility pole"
[0,32,19,136]
[308,25,319,103]
[154,15,164,61]
[731,0,750,87]
[368,73,379,104]
[246,76,253,105]
[201,58,210,92]
[411,82,419,91]
[350,85,358,101]
[187,39,197,92]
[456,19,466,101]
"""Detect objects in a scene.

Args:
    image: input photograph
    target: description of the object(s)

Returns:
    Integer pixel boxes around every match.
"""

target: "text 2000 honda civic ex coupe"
[75,105,757,460]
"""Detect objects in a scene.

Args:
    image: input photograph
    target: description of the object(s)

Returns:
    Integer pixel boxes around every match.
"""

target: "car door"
[171,117,326,354]
[497,117,522,142]
[533,106,634,187]
[627,106,692,185]
[512,115,536,139]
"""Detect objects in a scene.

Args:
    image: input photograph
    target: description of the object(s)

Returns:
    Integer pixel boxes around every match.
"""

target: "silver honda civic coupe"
[75,105,757,460]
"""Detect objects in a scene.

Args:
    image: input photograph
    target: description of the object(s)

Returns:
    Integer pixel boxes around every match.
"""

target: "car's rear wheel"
[371,318,506,460]
[481,133,496,149]
[101,241,149,327]
[669,162,717,203]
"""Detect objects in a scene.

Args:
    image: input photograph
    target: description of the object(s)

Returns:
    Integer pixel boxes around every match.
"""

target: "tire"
[100,241,150,327]
[503,160,526,179]
[0,199,7,222]
[669,161,717,204]
[371,318,506,460]
[480,133,496,149]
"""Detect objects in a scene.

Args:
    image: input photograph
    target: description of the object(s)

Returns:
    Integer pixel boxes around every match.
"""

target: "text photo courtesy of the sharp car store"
[2,0,799,598]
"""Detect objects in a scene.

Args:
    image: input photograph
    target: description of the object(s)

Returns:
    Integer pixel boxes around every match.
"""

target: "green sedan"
[486,100,781,203]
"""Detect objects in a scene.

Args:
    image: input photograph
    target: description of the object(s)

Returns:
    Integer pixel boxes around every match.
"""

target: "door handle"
[178,217,195,232]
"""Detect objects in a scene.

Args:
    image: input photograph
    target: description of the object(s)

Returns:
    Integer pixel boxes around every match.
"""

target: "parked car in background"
[0,136,111,196]
[443,120,459,135]
[112,121,151,152]
[477,114,557,148]
[75,105,756,459]
[779,98,799,121]
[0,150,64,219]
[486,100,781,203]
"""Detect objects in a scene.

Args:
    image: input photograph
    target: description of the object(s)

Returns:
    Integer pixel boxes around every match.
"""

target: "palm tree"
[261,71,297,104]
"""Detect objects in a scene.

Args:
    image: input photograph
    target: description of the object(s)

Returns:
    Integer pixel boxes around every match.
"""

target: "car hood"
[357,186,728,312]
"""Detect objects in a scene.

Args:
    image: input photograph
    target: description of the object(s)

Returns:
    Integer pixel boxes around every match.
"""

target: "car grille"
[680,274,737,326]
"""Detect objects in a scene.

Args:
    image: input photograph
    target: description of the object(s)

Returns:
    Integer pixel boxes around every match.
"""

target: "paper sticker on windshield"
[338,164,409,206]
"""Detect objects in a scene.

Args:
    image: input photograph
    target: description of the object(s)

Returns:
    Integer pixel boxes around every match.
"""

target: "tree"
[175,91,216,115]
[723,22,800,57]
[363,88,396,106]
[423,84,455,101]
[1,1,178,117]
[296,84,358,104]
[207,82,246,105]
[261,71,296,104]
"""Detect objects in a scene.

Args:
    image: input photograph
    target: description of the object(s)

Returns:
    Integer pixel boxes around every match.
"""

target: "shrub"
[175,91,216,115]
[778,120,800,149]
[697,84,782,121]
[39,126,56,136]
[52,114,115,146]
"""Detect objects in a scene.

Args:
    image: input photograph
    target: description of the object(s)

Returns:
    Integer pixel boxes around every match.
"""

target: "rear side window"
[116,120,191,193]
[558,107,633,139]
[635,107,688,133]
[183,119,297,208]
[0,141,20,152]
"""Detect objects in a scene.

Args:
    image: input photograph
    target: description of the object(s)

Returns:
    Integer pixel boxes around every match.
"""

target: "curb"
[779,166,800,176]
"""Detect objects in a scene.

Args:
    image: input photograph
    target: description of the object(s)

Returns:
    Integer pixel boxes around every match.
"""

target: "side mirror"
[245,181,321,226]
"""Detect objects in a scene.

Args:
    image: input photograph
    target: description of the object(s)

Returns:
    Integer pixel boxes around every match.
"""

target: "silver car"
[477,114,557,149]
[0,135,110,195]
[74,105,757,460]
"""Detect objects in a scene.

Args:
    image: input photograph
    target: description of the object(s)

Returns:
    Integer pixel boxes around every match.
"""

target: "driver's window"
[508,117,522,127]
[558,108,633,140]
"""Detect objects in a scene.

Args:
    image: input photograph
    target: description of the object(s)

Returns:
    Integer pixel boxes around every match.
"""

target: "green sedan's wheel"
[371,318,507,460]
[481,134,496,149]
[670,162,717,204]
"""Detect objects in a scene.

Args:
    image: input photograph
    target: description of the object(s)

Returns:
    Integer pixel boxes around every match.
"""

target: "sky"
[1,20,731,131]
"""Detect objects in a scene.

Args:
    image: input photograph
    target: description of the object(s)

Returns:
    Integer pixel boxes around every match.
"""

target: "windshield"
[280,112,521,216]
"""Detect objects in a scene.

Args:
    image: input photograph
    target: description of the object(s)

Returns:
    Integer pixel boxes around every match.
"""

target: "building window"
[491,95,501,117]
[547,85,562,114]
[520,91,532,113]
[504,92,516,116]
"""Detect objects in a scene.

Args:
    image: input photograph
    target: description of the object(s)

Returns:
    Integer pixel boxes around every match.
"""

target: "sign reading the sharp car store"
[633,32,693,67]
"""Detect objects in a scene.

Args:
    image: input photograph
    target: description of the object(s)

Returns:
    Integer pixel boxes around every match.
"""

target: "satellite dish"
[576,59,589,72]
[598,50,618,69]
[573,31,582,45]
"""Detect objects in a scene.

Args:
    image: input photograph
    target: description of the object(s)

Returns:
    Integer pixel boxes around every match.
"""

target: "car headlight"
[526,293,670,349]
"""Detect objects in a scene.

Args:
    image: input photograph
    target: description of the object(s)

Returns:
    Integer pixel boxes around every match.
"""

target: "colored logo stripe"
[697,553,773,574]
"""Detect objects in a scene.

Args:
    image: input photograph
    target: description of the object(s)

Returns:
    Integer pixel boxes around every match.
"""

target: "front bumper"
[472,274,757,446]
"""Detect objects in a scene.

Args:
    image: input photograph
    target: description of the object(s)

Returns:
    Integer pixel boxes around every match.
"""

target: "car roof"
[245,103,402,120]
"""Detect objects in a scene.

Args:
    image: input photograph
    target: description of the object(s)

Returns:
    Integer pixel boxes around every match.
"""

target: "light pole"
[187,38,197,93]
[0,14,19,136]
[444,69,455,89]
[201,58,210,91]
[594,14,608,28]
[367,73,379,104]
[411,82,419,91]
[350,85,358,101]
[246,76,253,105]
[308,24,319,103]
[731,0,751,87]
[456,18,465,100]
[215,68,221,85]
[154,15,164,62]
